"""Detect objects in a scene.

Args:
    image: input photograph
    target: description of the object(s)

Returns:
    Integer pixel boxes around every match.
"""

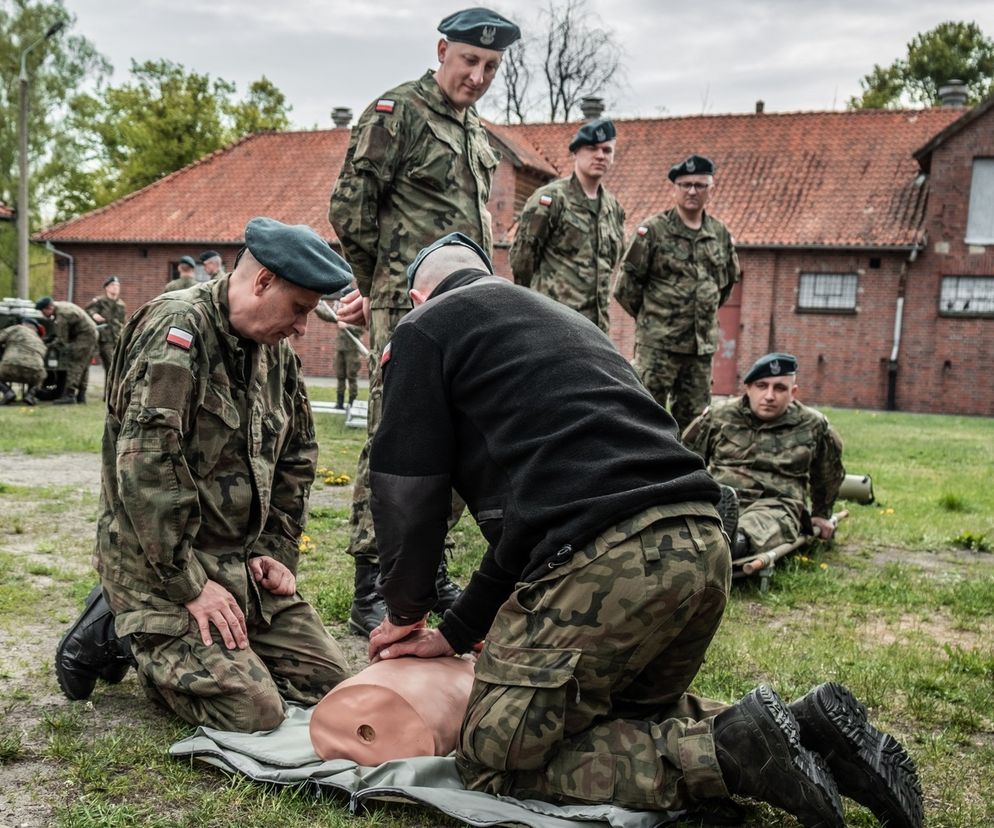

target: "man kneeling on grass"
[55,218,351,733]
[357,233,924,828]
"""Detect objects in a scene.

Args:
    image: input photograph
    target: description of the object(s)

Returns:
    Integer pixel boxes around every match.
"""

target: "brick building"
[36,97,994,415]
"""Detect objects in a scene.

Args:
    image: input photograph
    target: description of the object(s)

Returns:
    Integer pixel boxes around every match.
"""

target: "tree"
[228,75,292,136]
[850,21,994,109]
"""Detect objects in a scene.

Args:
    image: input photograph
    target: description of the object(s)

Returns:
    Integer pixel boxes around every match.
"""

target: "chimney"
[755,99,765,114]
[579,96,605,121]
[937,80,968,108]
[331,107,353,128]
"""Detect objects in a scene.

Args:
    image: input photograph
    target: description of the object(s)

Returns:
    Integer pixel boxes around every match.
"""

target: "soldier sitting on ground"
[0,318,48,406]
[683,352,845,561]
[35,296,98,405]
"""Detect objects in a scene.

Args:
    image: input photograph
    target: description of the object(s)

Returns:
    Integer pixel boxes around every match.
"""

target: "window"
[797,273,858,312]
[940,276,994,316]
[966,159,994,244]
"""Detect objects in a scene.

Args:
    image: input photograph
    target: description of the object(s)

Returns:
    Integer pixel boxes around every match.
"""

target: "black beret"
[744,352,798,384]
[407,232,493,290]
[198,250,221,262]
[178,256,197,268]
[668,154,715,181]
[569,118,616,152]
[35,296,53,311]
[103,276,120,287]
[438,7,520,51]
[244,217,353,294]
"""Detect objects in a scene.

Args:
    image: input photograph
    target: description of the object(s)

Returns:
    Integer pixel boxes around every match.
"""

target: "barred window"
[797,273,858,312]
[940,276,994,315]
[966,159,994,244]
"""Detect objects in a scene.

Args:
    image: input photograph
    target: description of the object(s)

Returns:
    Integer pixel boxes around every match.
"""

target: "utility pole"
[16,20,65,299]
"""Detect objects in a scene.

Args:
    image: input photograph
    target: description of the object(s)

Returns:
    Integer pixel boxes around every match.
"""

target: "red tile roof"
[38,107,965,249]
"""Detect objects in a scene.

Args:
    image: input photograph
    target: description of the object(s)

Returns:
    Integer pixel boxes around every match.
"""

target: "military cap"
[35,296,53,311]
[668,154,715,181]
[103,275,120,287]
[407,232,493,290]
[244,216,353,294]
[178,255,197,269]
[744,352,798,384]
[198,250,220,262]
[569,118,616,153]
[438,7,520,51]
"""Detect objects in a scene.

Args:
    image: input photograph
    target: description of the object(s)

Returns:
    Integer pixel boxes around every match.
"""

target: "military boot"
[713,685,845,828]
[432,555,463,614]
[348,560,388,637]
[732,530,750,559]
[76,388,86,404]
[716,485,738,547]
[0,382,14,405]
[55,586,135,700]
[791,682,923,828]
[336,386,346,410]
[23,387,39,406]
[53,387,78,405]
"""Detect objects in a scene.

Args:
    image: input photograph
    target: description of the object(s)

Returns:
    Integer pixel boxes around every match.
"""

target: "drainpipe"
[887,249,917,410]
[45,242,74,303]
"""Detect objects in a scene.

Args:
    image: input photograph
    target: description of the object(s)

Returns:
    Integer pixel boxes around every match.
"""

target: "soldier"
[54,218,352,733]
[85,276,127,374]
[614,154,740,431]
[0,318,47,406]
[199,250,226,281]
[365,237,922,828]
[329,7,520,635]
[162,255,198,292]
[35,296,98,405]
[314,290,364,410]
[683,352,845,561]
[510,118,625,334]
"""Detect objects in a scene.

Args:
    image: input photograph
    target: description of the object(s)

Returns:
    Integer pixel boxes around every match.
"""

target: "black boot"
[716,485,738,546]
[76,388,86,404]
[53,387,78,405]
[23,387,38,406]
[0,382,14,405]
[55,586,134,700]
[348,561,388,637]
[714,685,845,828]
[336,386,345,410]
[732,530,750,559]
[432,555,463,614]
[791,682,923,828]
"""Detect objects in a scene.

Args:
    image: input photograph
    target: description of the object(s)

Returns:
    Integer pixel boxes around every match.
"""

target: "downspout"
[887,248,917,410]
[44,242,74,303]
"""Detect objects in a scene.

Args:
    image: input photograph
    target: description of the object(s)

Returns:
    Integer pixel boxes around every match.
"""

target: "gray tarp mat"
[169,705,685,828]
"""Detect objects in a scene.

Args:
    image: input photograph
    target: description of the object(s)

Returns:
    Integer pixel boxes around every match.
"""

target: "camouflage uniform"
[614,208,740,430]
[330,69,498,561]
[94,277,348,732]
[510,174,625,334]
[683,396,845,553]
[162,276,197,293]
[50,300,98,396]
[85,294,127,372]
[0,324,47,388]
[334,324,363,406]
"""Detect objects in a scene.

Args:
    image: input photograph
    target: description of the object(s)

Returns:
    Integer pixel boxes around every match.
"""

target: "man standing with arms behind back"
[329,7,520,636]
[614,154,740,431]
[86,276,127,375]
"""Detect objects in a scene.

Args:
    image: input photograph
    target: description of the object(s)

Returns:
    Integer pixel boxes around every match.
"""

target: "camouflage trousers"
[0,363,46,388]
[65,335,96,394]
[346,306,464,561]
[98,338,117,374]
[737,496,807,555]
[456,503,733,811]
[633,345,713,433]
[130,595,349,733]
[335,349,360,402]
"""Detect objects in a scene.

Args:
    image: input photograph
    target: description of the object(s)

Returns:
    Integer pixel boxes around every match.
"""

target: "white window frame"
[965,158,994,245]
[939,276,994,316]
[797,272,858,313]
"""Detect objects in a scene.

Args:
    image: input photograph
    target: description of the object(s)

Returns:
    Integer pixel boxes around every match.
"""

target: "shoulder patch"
[538,194,553,207]
[375,99,395,114]
[166,326,194,350]
[637,226,649,237]
[380,341,392,366]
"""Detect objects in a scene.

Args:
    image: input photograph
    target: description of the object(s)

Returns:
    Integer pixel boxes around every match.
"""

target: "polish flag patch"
[538,195,553,207]
[380,341,392,366]
[166,326,194,350]
[637,226,649,237]
[375,99,395,113]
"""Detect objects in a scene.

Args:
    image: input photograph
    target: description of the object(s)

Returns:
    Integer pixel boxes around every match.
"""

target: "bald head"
[409,245,490,304]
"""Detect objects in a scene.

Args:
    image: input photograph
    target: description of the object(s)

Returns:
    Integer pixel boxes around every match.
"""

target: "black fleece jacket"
[369,270,719,652]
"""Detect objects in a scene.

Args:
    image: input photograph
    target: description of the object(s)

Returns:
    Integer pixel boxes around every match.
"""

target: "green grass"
[0,400,992,825]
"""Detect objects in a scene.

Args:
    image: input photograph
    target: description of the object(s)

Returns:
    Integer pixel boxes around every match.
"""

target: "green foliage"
[229,75,292,136]
[850,20,994,108]
[951,531,990,552]
[938,492,969,512]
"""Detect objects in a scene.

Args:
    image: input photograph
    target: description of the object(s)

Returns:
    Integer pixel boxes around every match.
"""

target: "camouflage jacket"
[683,396,844,518]
[52,301,98,347]
[510,174,625,334]
[614,208,740,355]
[94,277,318,637]
[85,295,127,345]
[329,70,499,310]
[0,325,46,372]
[163,276,197,293]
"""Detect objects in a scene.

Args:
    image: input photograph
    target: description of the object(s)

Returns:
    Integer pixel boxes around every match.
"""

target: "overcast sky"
[65,0,994,127]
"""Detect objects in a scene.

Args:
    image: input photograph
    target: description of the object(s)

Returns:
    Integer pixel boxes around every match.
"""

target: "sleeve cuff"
[161,560,209,604]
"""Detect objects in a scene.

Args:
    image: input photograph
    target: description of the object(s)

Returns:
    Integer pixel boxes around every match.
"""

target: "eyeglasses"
[675,182,711,192]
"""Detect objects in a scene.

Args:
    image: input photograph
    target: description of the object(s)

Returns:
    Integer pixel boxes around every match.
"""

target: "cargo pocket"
[460,641,581,772]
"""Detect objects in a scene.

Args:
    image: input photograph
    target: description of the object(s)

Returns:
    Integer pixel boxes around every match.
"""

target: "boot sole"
[794,682,923,828]
[55,586,103,700]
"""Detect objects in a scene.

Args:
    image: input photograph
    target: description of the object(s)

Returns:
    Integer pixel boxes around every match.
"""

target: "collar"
[666,207,716,240]
[417,70,475,124]
[431,268,495,298]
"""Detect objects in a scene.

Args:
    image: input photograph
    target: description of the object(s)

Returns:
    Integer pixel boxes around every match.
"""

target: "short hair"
[411,246,490,294]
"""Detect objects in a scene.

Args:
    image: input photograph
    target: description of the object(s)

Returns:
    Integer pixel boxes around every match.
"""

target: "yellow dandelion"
[884,508,895,515]
[820,563,828,570]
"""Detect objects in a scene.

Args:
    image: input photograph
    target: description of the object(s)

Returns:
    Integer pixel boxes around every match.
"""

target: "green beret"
[438,7,520,51]
[35,296,53,311]
[103,276,120,287]
[407,232,493,290]
[244,217,352,294]
[668,154,715,181]
[178,256,197,269]
[198,250,220,262]
[744,352,798,384]
[569,118,616,152]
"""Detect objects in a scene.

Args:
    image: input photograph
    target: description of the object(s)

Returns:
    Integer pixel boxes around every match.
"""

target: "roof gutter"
[733,242,923,253]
